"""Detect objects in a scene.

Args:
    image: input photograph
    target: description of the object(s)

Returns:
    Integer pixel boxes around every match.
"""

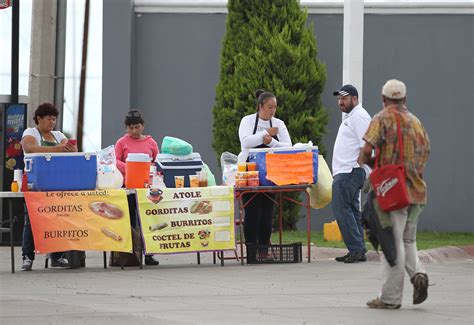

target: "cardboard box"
[24,152,97,191]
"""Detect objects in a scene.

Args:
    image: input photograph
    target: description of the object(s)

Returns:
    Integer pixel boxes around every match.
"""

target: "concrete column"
[28,0,57,127]
[342,0,364,101]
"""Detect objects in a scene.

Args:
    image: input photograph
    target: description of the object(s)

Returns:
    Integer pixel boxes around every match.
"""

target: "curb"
[307,245,474,263]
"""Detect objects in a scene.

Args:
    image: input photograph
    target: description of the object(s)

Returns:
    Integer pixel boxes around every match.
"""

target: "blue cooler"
[248,146,318,186]
[24,152,97,191]
[156,153,203,188]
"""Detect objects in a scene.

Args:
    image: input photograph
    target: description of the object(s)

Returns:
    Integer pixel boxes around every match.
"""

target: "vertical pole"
[9,199,15,273]
[306,192,311,263]
[239,194,244,265]
[343,0,364,101]
[76,0,90,151]
[278,193,283,245]
[343,0,365,214]
[11,0,20,104]
[55,0,67,130]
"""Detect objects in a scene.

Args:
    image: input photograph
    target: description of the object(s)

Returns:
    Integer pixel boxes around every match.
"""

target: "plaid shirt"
[364,105,430,204]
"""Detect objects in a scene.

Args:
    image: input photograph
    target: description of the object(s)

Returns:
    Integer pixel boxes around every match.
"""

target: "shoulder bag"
[369,112,410,212]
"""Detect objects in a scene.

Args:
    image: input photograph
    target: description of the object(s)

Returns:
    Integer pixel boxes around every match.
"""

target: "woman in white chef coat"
[238,89,292,248]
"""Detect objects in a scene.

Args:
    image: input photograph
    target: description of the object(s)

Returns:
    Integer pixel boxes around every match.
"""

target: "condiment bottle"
[11,181,19,192]
[21,172,28,192]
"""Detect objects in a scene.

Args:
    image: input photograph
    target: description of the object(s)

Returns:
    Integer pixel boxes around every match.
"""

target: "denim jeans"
[22,206,63,261]
[332,168,366,253]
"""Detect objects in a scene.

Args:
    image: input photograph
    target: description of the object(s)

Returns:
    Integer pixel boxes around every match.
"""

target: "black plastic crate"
[246,243,302,264]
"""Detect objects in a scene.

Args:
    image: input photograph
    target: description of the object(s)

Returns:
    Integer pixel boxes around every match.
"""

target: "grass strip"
[270,231,474,250]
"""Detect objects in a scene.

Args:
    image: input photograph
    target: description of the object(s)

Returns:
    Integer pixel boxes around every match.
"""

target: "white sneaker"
[21,257,33,271]
[51,257,69,268]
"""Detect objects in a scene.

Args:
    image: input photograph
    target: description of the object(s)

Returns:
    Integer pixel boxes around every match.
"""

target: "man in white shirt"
[331,84,371,263]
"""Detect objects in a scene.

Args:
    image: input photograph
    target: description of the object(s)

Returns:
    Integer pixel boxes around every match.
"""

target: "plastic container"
[234,172,247,187]
[174,175,185,188]
[148,165,157,188]
[24,152,97,191]
[237,162,247,172]
[156,153,203,188]
[247,162,257,171]
[247,171,260,187]
[125,153,151,188]
[11,181,19,192]
[189,174,199,187]
[196,171,207,187]
[323,221,343,242]
[248,146,319,186]
[152,171,166,188]
[21,172,28,192]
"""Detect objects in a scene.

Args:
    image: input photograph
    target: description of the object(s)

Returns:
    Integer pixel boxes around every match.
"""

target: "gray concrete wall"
[362,14,474,232]
[102,0,134,148]
[103,4,473,232]
[131,13,225,168]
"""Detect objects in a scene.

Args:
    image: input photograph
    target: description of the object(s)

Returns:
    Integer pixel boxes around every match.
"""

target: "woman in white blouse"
[238,89,292,247]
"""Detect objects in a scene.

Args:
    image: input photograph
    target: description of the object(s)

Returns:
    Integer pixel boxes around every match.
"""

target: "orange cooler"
[125,153,151,188]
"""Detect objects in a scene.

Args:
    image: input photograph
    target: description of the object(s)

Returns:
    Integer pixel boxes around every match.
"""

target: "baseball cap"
[333,84,358,97]
[382,79,406,99]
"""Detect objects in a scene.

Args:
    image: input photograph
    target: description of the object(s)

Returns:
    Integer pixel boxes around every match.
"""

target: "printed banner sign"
[4,104,26,172]
[136,186,235,254]
[25,189,132,253]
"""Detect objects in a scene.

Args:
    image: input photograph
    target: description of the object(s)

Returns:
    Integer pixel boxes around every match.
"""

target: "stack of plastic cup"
[13,169,23,192]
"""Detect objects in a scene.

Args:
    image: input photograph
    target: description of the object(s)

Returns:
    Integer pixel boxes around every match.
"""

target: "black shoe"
[335,253,350,262]
[411,273,429,304]
[51,257,69,268]
[145,255,159,266]
[344,251,367,263]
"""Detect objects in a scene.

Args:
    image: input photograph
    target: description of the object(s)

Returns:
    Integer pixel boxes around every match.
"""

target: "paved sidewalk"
[0,246,473,324]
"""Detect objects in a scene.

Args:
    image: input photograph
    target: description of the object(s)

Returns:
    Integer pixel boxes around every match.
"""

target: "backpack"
[109,227,142,267]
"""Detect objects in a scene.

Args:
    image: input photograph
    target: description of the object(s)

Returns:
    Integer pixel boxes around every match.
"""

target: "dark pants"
[22,206,63,261]
[243,193,275,245]
[331,167,366,253]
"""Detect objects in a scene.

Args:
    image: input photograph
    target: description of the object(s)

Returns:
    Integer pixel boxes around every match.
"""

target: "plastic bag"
[307,155,333,209]
[202,163,216,186]
[220,152,237,186]
[293,141,313,148]
[96,145,123,189]
[161,136,193,156]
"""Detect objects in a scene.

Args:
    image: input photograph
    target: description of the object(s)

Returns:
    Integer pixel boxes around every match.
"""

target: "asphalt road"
[0,247,473,324]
